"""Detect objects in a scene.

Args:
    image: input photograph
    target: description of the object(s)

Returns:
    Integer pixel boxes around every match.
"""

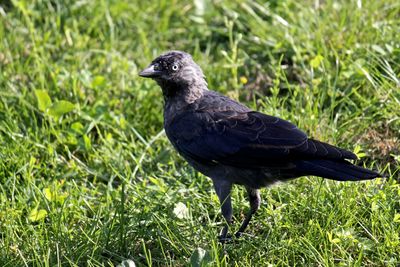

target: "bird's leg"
[235,187,260,238]
[213,179,233,243]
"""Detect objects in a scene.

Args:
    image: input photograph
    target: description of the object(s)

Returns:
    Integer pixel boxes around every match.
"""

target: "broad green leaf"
[71,122,84,134]
[106,132,113,142]
[43,187,68,203]
[353,145,366,158]
[119,117,127,129]
[29,207,47,222]
[34,90,52,111]
[310,55,324,68]
[66,133,78,145]
[48,100,75,118]
[43,188,54,201]
[91,75,106,88]
[83,134,91,150]
[331,238,341,244]
[47,144,54,155]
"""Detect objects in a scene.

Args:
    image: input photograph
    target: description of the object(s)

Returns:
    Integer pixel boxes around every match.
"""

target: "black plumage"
[139,51,380,241]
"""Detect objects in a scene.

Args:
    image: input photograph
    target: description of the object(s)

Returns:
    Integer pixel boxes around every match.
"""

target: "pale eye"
[172,64,179,71]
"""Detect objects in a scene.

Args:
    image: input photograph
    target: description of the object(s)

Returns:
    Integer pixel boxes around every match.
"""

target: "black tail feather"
[297,160,380,181]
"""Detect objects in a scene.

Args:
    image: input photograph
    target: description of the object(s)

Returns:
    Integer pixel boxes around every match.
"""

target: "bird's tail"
[297,160,380,181]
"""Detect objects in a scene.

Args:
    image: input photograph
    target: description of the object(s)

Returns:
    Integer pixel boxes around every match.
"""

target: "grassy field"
[1,0,400,266]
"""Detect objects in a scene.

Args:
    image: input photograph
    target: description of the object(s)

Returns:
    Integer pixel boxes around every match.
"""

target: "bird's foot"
[218,234,233,244]
[234,231,243,238]
[218,232,245,243]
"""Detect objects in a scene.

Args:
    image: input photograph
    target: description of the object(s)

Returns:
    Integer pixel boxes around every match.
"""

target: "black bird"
[139,51,380,242]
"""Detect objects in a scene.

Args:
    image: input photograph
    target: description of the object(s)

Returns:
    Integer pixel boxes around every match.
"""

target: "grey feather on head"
[144,51,208,99]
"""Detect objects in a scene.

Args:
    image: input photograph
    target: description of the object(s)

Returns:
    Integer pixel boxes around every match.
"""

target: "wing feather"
[166,108,356,168]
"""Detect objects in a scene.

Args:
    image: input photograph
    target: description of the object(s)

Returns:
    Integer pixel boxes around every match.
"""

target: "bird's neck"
[159,79,208,106]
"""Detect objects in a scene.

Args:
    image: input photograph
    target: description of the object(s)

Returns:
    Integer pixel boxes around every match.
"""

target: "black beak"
[139,64,162,78]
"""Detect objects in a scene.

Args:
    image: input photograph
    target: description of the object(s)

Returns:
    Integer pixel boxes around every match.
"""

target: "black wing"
[166,109,356,169]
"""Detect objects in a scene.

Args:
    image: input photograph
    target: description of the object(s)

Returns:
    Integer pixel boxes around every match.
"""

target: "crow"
[139,51,380,242]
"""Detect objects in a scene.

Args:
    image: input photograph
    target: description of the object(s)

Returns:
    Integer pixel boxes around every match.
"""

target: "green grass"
[1,0,400,266]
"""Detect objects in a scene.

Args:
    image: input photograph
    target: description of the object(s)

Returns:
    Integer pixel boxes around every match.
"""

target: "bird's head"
[139,51,207,97]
